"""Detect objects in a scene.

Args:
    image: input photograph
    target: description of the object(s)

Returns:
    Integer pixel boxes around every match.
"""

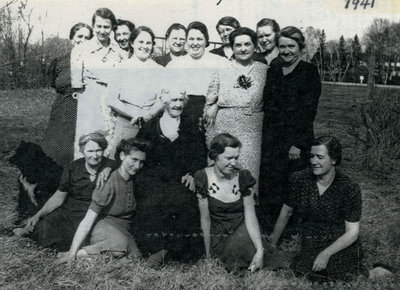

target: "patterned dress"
[42,53,76,167]
[205,61,268,194]
[285,169,366,282]
[194,168,257,271]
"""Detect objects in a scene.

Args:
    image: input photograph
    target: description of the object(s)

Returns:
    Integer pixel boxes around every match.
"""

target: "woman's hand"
[56,251,76,264]
[96,167,112,189]
[288,146,301,160]
[312,251,331,272]
[25,214,40,232]
[248,248,264,272]
[203,104,218,128]
[181,173,195,191]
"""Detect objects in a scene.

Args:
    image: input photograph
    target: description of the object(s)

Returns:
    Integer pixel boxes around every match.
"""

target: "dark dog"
[8,141,63,223]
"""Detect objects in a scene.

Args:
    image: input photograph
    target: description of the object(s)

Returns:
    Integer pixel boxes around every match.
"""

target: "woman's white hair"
[160,88,189,106]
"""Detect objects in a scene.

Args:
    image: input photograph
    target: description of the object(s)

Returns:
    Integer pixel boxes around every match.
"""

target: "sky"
[4,0,400,42]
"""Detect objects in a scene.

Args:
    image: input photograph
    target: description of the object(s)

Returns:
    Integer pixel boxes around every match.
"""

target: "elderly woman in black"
[269,136,365,282]
[210,16,241,60]
[133,87,207,265]
[260,26,321,225]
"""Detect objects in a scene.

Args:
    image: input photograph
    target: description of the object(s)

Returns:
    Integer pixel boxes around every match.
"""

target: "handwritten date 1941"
[345,0,375,10]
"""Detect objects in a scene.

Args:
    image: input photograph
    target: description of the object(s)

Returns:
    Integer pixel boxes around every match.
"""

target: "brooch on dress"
[234,75,253,89]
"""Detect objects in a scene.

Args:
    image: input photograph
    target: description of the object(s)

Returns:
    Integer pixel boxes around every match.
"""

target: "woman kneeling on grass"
[269,136,394,282]
[194,133,264,272]
[58,138,150,262]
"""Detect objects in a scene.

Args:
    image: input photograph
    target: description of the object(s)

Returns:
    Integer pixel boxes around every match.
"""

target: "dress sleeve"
[57,163,72,192]
[238,170,256,197]
[70,45,84,88]
[47,58,57,88]
[194,169,209,198]
[342,182,362,222]
[285,174,301,209]
[205,70,220,106]
[89,176,116,214]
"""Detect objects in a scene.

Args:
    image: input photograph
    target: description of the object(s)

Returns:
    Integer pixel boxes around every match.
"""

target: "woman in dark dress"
[260,26,321,224]
[24,133,117,251]
[195,134,264,272]
[134,89,207,265]
[42,23,93,167]
[269,136,366,282]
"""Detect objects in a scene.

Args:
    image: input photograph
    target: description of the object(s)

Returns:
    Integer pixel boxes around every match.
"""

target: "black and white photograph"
[0,0,399,288]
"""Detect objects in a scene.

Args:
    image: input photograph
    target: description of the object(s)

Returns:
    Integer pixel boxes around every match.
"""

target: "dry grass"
[0,85,399,289]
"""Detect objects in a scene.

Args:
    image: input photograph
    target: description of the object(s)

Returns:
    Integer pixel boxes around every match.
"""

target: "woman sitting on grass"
[194,133,264,272]
[16,132,117,251]
[269,136,394,282]
[58,138,150,262]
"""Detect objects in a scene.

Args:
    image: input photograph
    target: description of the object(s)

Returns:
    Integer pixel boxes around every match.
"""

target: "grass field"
[0,85,399,289]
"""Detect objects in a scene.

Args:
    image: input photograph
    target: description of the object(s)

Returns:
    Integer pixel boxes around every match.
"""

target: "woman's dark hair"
[115,138,151,162]
[209,133,242,161]
[165,23,186,39]
[276,26,306,50]
[130,26,156,47]
[69,23,93,40]
[229,27,257,48]
[216,16,241,30]
[114,19,135,32]
[186,21,209,47]
[91,7,117,28]
[256,18,280,33]
[78,131,108,153]
[312,136,342,165]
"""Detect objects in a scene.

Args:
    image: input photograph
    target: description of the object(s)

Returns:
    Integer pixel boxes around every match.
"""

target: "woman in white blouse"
[70,8,127,159]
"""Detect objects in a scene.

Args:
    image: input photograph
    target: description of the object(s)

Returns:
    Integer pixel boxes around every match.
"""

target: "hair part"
[114,138,151,162]
[312,136,342,165]
[69,22,93,40]
[165,23,186,39]
[229,27,257,48]
[256,18,280,33]
[208,133,242,161]
[186,21,210,47]
[216,16,241,30]
[78,131,108,153]
[276,26,306,50]
[92,7,117,28]
[114,19,135,32]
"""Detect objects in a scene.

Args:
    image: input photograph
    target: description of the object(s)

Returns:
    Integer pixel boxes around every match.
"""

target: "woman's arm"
[312,221,359,272]
[26,190,68,231]
[58,209,98,263]
[198,197,211,257]
[269,204,294,247]
[243,194,264,270]
[203,71,220,127]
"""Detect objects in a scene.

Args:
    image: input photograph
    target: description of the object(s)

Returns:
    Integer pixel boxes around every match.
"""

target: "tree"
[311,29,326,80]
[302,26,321,62]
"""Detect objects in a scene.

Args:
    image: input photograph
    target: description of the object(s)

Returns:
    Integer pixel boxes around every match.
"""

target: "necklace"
[85,163,98,182]
[233,61,255,89]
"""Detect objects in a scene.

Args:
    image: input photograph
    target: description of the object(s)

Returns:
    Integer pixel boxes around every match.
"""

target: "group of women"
[14,7,382,283]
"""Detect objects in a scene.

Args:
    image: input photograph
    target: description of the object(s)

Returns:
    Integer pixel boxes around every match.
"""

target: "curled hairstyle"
[186,21,209,47]
[277,26,306,50]
[130,26,156,47]
[69,22,93,40]
[115,138,151,163]
[216,16,241,30]
[256,18,280,33]
[208,133,242,161]
[114,19,135,32]
[161,89,189,106]
[312,136,342,165]
[92,7,117,28]
[78,131,108,153]
[165,23,186,39]
[229,27,258,48]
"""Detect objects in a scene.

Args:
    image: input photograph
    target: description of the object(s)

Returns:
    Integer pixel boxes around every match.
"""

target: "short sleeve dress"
[42,53,76,167]
[285,169,366,281]
[30,157,117,251]
[194,168,257,271]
